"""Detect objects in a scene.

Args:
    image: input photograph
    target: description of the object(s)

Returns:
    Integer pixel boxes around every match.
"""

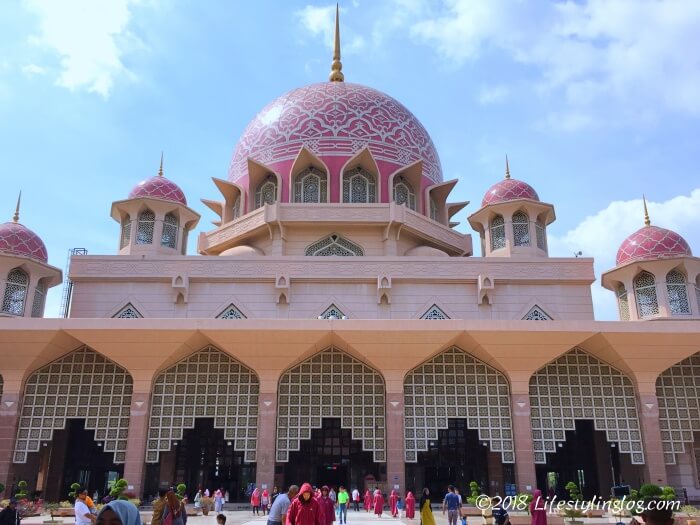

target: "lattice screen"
[530,347,644,464]
[146,346,259,463]
[523,306,552,320]
[113,303,142,318]
[14,347,132,463]
[217,304,246,319]
[421,305,449,319]
[404,346,514,463]
[656,352,700,464]
[276,347,385,462]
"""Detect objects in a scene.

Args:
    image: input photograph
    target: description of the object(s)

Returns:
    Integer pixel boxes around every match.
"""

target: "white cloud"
[548,190,700,320]
[478,85,509,105]
[23,0,143,98]
[295,4,366,55]
[21,63,47,76]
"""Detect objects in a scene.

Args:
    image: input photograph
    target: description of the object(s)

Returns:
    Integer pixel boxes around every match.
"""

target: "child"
[217,514,226,525]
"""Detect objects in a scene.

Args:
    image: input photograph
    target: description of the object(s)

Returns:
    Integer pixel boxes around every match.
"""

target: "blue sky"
[1,0,699,320]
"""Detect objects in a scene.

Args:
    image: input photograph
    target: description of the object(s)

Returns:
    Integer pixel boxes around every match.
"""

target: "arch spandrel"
[403,346,515,464]
[13,346,133,464]
[276,346,386,463]
[146,345,259,463]
[529,347,644,465]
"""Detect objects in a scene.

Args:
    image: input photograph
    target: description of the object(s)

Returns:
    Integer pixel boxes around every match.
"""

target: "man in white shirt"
[75,488,96,525]
[352,488,360,512]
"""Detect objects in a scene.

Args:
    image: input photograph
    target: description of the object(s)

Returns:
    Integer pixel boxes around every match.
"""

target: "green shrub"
[109,479,129,500]
[639,484,662,501]
[467,481,480,505]
[660,486,676,502]
[15,481,28,500]
[176,484,187,501]
[69,483,81,499]
[565,482,580,501]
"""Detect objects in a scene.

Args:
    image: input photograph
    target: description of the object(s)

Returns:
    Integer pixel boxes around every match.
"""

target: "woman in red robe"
[530,489,547,525]
[389,490,399,517]
[373,489,385,517]
[404,492,415,519]
[364,490,372,512]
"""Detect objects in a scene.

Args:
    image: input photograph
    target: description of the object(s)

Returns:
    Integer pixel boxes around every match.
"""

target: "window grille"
[634,271,659,318]
[523,306,552,320]
[319,305,346,319]
[136,210,155,245]
[232,197,241,220]
[490,215,506,250]
[342,167,376,203]
[294,167,327,203]
[161,213,178,249]
[217,304,246,319]
[429,196,438,221]
[120,216,131,249]
[2,268,28,316]
[113,303,142,318]
[255,176,277,209]
[666,270,690,315]
[512,212,530,247]
[421,305,449,319]
[31,280,46,318]
[393,176,416,210]
[617,285,630,321]
[535,221,546,250]
[305,234,364,256]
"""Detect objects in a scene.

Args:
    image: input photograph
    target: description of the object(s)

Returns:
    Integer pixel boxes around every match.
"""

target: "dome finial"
[329,3,344,82]
[505,155,511,179]
[158,152,164,177]
[643,194,651,227]
[12,191,21,223]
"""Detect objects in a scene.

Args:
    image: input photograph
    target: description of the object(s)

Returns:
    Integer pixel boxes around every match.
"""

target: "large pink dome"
[482,178,539,207]
[228,82,442,186]
[616,225,692,266]
[0,221,48,263]
[128,176,187,206]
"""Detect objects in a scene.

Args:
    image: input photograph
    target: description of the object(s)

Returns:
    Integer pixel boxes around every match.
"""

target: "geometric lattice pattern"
[319,305,346,319]
[305,234,364,256]
[146,346,259,463]
[276,347,385,463]
[216,304,246,319]
[136,210,155,245]
[482,178,539,207]
[420,305,449,319]
[617,285,631,321]
[2,268,28,316]
[14,347,133,464]
[255,177,277,209]
[404,347,514,463]
[634,271,659,318]
[656,352,700,464]
[536,221,546,250]
[490,216,505,250]
[666,269,690,315]
[512,212,530,247]
[529,348,644,464]
[294,167,327,203]
[113,303,142,318]
[616,225,692,266]
[343,167,376,203]
[523,306,552,321]
[393,176,416,211]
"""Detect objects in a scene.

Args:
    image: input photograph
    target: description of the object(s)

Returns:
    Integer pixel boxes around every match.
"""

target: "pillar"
[638,393,668,485]
[123,390,151,497]
[0,392,20,497]
[385,392,405,493]
[256,392,277,490]
[511,392,537,491]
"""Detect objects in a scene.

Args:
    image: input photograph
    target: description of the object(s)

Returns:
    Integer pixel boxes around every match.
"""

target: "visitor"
[76,488,97,525]
[251,487,262,516]
[204,489,210,498]
[404,492,415,520]
[397,496,403,518]
[351,488,360,512]
[96,500,143,525]
[529,490,547,525]
[216,515,226,525]
[442,485,461,525]
[86,493,97,514]
[214,489,224,513]
[454,488,462,506]
[267,485,298,525]
[419,489,435,525]
[193,490,202,511]
[389,490,399,518]
[318,486,336,525]
[162,489,187,525]
[492,497,510,525]
[287,483,323,525]
[224,490,229,504]
[363,490,372,512]
[373,489,384,518]
[337,486,349,524]
[151,489,168,525]
[262,488,270,515]
[0,498,19,525]
[271,487,280,505]
[638,500,674,525]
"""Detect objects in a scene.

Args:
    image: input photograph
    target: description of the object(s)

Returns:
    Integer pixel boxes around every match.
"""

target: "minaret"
[329,4,344,82]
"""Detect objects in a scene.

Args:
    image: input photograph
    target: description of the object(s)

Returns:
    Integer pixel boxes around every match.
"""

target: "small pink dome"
[128,176,187,205]
[482,178,539,207]
[0,221,48,262]
[616,225,692,266]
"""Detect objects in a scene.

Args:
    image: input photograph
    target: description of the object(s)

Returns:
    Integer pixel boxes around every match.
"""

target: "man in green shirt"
[337,486,350,524]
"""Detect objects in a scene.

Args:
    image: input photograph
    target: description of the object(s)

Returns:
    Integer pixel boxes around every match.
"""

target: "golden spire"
[505,155,511,179]
[329,3,344,82]
[158,152,164,177]
[12,191,21,223]
[643,194,651,227]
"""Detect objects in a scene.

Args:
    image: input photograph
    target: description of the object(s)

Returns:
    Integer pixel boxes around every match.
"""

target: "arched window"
[136,209,155,245]
[232,196,241,220]
[617,284,630,321]
[31,279,47,318]
[634,271,659,318]
[161,212,178,249]
[512,211,530,247]
[666,269,690,315]
[490,215,505,250]
[255,175,277,209]
[535,220,546,250]
[2,268,29,316]
[294,167,327,203]
[393,175,416,210]
[429,195,438,221]
[119,215,131,249]
[342,167,376,203]
[305,234,364,256]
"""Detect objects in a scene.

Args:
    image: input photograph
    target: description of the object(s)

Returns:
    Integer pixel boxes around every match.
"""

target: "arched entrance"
[144,347,258,501]
[404,347,515,495]
[531,348,644,499]
[12,347,132,500]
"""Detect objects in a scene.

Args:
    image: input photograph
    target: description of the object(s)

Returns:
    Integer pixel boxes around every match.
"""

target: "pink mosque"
[0,9,699,504]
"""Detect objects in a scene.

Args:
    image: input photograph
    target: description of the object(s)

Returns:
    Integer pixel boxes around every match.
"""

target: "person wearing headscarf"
[214,490,224,513]
[151,489,168,525]
[251,488,261,516]
[389,490,399,518]
[96,500,143,525]
[162,489,187,525]
[262,489,270,515]
[363,490,372,512]
[373,489,384,517]
[287,483,323,525]
[419,488,435,525]
[317,486,336,525]
[404,492,415,520]
[529,490,547,525]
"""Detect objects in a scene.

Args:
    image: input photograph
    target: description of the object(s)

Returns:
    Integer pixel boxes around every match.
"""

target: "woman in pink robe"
[389,490,399,517]
[530,489,547,525]
[404,492,415,519]
[373,490,385,517]
[364,490,372,512]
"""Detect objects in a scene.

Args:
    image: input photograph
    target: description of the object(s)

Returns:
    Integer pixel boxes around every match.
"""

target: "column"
[123,390,151,497]
[0,392,20,497]
[511,392,537,491]
[385,392,405,493]
[256,392,277,489]
[638,392,668,485]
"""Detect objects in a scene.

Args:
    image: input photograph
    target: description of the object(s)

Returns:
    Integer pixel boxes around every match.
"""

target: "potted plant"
[15,481,29,500]
[109,479,129,501]
[564,482,581,502]
[68,483,81,500]
[562,509,585,525]
[44,502,63,524]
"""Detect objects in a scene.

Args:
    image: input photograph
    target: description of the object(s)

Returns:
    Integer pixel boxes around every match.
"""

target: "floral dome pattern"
[482,178,540,207]
[0,221,48,262]
[128,176,187,206]
[229,82,442,184]
[616,225,692,266]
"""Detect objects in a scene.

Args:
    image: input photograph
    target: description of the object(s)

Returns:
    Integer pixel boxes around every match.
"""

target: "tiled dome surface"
[482,178,539,207]
[128,176,187,206]
[0,221,48,262]
[616,225,692,266]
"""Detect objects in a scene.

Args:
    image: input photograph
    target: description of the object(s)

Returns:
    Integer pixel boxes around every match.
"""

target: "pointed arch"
[512,210,530,247]
[305,233,364,256]
[146,346,259,463]
[666,268,690,315]
[119,214,131,249]
[2,267,29,316]
[403,346,514,463]
[341,148,380,203]
[13,347,133,464]
[634,271,658,318]
[161,212,179,249]
[31,278,47,318]
[136,208,155,244]
[490,215,505,250]
[276,347,386,462]
[290,147,330,203]
[529,347,644,465]
[617,284,631,321]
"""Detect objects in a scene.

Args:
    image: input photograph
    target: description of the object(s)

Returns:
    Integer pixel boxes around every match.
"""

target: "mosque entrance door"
[174,418,255,502]
[284,418,378,489]
[406,419,489,497]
